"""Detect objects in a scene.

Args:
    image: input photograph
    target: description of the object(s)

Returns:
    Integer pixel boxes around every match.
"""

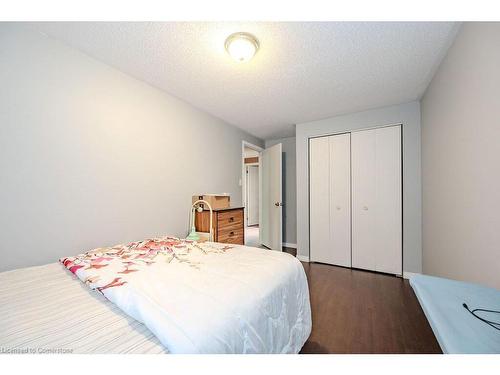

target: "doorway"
[246,165,259,226]
[242,142,261,247]
[242,141,283,251]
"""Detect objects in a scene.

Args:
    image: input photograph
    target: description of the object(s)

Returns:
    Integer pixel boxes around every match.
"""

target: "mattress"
[0,263,168,354]
[410,274,500,354]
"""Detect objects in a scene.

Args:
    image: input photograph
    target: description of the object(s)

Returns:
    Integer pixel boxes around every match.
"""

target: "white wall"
[0,24,263,272]
[265,137,297,246]
[296,102,422,273]
[421,23,500,289]
[244,147,259,158]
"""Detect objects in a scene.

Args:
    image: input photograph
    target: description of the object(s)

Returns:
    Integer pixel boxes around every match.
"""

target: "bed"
[0,237,311,354]
[410,274,500,354]
[0,262,168,354]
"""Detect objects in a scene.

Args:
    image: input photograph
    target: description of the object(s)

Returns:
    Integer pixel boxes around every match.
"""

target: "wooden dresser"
[194,207,244,245]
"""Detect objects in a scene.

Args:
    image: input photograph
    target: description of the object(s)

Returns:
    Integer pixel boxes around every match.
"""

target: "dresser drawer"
[217,209,243,228]
[217,227,244,244]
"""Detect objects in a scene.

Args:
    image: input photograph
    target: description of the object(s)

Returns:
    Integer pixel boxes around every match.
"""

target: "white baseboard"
[283,242,297,249]
[403,271,420,280]
[296,255,310,262]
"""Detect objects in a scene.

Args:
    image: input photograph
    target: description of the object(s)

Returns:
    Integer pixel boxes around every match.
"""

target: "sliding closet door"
[310,134,351,266]
[351,125,402,275]
[309,137,330,262]
[329,134,351,267]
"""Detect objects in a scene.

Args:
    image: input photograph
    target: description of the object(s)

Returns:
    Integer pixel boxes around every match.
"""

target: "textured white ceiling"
[31,22,459,140]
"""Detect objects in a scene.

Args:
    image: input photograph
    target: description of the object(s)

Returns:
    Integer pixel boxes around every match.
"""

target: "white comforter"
[60,238,311,354]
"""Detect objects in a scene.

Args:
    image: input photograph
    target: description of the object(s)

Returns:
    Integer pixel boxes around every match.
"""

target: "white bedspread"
[61,239,312,354]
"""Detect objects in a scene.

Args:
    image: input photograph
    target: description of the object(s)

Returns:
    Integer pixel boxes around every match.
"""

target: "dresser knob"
[229,217,234,222]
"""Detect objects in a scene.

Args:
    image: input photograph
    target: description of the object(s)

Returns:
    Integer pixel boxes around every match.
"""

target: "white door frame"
[242,141,263,229]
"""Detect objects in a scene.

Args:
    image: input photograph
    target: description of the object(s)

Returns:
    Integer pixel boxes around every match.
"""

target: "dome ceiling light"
[224,32,259,63]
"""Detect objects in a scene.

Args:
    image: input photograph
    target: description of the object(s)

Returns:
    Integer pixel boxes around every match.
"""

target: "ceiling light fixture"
[224,32,259,63]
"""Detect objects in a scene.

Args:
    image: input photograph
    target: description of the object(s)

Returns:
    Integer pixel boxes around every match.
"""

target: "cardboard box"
[192,194,230,210]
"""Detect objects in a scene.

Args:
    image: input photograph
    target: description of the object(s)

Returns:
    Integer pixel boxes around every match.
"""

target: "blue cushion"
[410,274,500,353]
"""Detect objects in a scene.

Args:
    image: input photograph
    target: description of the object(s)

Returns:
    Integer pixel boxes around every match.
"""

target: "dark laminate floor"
[283,247,297,256]
[297,262,442,354]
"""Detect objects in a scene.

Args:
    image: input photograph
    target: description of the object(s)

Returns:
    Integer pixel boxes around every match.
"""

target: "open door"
[259,143,282,251]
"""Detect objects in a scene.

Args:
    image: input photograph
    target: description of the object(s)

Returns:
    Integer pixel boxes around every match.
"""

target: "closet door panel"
[309,137,330,263]
[329,134,351,267]
[351,130,377,271]
[374,126,402,275]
